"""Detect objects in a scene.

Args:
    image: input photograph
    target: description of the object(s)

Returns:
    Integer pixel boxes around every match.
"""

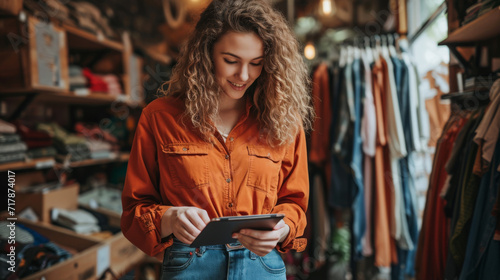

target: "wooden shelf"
[0,153,129,172]
[439,6,500,45]
[0,157,55,172]
[36,91,128,105]
[62,152,130,168]
[1,90,144,108]
[64,23,124,52]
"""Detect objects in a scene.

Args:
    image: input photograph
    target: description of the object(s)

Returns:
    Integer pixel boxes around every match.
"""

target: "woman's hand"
[232,220,290,256]
[161,206,211,245]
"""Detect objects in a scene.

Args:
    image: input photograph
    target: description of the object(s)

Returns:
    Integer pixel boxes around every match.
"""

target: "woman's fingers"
[171,207,210,244]
[234,228,282,256]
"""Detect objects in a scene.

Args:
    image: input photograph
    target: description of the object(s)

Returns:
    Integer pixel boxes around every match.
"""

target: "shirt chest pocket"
[162,143,210,188]
[247,145,285,193]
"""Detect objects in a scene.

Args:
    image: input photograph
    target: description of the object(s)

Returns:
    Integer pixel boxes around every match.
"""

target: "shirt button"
[182,147,187,151]
[229,137,234,142]
[225,154,230,159]
[226,178,231,183]
[228,203,233,207]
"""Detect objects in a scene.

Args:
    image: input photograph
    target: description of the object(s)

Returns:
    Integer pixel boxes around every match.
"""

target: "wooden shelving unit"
[64,23,124,52]
[438,6,500,74]
[64,152,130,168]
[0,153,130,172]
[439,6,500,45]
[36,91,127,105]
[0,9,157,280]
[0,157,55,172]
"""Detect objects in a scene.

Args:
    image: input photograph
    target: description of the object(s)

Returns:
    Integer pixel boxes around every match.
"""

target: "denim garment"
[351,58,366,260]
[460,129,500,280]
[162,239,286,280]
[329,64,357,208]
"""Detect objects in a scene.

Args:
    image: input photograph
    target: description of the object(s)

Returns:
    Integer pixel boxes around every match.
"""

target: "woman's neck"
[216,95,246,136]
[219,94,246,112]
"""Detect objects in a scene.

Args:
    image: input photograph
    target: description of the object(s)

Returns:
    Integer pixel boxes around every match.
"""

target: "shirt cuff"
[276,217,307,253]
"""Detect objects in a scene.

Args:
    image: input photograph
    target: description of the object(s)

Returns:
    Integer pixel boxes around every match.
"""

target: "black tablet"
[189,213,285,248]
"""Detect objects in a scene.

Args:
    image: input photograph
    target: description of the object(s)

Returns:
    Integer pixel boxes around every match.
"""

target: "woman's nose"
[237,65,249,82]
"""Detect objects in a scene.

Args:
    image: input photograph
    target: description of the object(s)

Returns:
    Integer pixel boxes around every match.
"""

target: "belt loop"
[225,243,245,250]
[249,251,257,260]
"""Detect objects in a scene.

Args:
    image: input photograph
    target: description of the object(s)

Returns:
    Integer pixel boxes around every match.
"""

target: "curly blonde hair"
[161,0,314,146]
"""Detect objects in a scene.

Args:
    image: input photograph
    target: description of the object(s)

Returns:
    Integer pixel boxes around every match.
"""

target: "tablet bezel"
[189,213,285,248]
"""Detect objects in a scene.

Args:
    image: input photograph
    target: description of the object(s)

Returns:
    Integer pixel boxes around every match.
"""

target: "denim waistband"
[200,241,244,251]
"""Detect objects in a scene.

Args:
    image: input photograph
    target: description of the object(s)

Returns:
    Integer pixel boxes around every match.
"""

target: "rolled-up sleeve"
[273,126,309,253]
[121,111,172,257]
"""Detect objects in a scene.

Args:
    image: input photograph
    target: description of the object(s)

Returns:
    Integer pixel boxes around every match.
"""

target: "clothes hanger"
[339,44,347,67]
[347,42,354,64]
[353,39,361,60]
[379,34,389,57]
[364,36,374,64]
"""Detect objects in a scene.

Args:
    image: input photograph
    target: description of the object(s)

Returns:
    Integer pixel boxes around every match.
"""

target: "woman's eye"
[251,62,263,66]
[224,58,237,64]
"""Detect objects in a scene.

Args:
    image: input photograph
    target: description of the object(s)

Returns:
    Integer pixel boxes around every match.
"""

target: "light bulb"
[304,43,316,60]
[322,0,333,15]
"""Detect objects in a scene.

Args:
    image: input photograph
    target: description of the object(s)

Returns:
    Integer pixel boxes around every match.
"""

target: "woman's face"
[212,31,264,102]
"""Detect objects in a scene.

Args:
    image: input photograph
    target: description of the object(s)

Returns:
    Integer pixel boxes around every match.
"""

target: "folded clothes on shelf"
[82,68,108,93]
[36,123,91,162]
[67,1,116,39]
[0,133,20,144]
[0,152,26,164]
[85,139,113,153]
[0,119,16,134]
[53,141,91,162]
[27,146,58,159]
[75,122,119,145]
[0,141,27,154]
[51,208,100,234]
[14,121,53,149]
[0,134,28,164]
[79,187,123,214]
[97,74,123,96]
[37,123,87,145]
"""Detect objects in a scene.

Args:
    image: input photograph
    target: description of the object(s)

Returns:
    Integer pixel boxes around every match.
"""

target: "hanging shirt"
[360,47,376,257]
[309,63,332,165]
[401,53,423,152]
[474,79,500,164]
[121,96,309,257]
[372,54,398,268]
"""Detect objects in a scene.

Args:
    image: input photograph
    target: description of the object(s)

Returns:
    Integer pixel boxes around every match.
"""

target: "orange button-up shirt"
[121,96,309,257]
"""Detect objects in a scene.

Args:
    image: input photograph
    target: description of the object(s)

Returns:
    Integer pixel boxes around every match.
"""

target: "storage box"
[17,183,79,223]
[78,205,147,276]
[19,204,147,278]
[17,219,100,280]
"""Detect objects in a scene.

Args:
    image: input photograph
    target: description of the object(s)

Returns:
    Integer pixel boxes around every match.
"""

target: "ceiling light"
[321,0,336,15]
[304,42,316,60]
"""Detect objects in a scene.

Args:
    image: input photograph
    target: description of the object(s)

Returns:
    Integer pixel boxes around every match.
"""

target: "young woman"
[121,0,314,278]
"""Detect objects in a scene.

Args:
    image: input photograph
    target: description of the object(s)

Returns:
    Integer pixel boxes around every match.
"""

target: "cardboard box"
[18,219,100,280]
[18,205,147,278]
[78,205,147,276]
[17,183,79,223]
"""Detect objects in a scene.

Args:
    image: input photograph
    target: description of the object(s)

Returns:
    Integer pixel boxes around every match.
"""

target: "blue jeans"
[162,239,286,279]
